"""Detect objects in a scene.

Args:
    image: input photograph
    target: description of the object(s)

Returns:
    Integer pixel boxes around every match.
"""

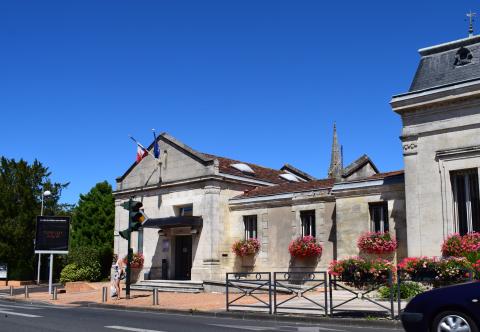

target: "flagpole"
[129,135,157,159]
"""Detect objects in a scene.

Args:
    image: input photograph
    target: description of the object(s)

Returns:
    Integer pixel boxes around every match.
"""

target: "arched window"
[454,47,473,66]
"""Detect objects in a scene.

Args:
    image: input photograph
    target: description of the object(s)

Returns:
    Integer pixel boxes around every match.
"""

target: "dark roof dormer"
[409,35,480,92]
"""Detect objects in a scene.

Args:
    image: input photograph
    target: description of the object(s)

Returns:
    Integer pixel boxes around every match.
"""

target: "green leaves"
[69,181,114,279]
[0,156,68,279]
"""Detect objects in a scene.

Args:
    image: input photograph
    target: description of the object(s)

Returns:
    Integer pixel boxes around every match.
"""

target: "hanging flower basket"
[357,231,397,254]
[288,236,323,258]
[232,238,261,257]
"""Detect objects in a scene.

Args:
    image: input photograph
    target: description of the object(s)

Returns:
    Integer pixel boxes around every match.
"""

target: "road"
[0,299,405,332]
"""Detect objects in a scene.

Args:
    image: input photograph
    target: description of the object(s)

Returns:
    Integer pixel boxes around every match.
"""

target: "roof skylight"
[231,163,255,174]
[280,173,300,182]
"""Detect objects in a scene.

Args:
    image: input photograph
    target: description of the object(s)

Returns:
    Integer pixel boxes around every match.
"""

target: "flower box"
[357,232,397,254]
[232,238,261,257]
[288,236,323,258]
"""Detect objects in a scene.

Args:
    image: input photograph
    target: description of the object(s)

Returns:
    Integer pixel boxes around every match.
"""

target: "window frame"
[300,210,316,237]
[243,215,257,239]
[451,168,480,235]
[369,202,389,233]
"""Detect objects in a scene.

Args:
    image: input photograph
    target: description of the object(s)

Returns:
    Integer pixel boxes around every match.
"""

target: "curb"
[86,302,402,328]
[1,297,403,328]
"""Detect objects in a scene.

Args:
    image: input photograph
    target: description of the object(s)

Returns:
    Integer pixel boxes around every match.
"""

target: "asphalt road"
[0,299,404,332]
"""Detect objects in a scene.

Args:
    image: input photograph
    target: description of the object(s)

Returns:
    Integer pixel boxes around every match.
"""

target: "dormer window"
[454,47,473,67]
[279,173,300,182]
[231,163,255,174]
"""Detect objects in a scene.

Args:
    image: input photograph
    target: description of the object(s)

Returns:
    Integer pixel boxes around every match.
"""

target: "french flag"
[136,145,148,163]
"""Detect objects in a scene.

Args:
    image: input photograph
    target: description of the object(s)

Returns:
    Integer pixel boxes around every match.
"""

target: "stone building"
[114,130,406,282]
[391,35,480,257]
[113,32,480,282]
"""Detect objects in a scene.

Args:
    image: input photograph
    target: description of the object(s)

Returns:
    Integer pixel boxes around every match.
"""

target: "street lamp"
[40,190,51,216]
[37,190,51,285]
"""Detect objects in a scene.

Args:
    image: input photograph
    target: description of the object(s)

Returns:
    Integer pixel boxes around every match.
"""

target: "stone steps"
[131,280,204,293]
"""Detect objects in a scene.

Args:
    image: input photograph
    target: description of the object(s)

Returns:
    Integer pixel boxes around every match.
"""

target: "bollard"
[9,286,13,296]
[153,288,159,305]
[24,285,29,299]
[52,286,57,300]
[102,286,107,303]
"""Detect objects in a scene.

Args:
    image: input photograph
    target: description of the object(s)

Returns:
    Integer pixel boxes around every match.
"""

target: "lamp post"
[37,190,51,285]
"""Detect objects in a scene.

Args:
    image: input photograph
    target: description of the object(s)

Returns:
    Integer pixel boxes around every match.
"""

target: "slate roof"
[233,178,335,199]
[342,154,379,178]
[409,35,480,92]
[367,170,404,180]
[281,163,317,181]
[202,153,290,184]
[232,170,405,199]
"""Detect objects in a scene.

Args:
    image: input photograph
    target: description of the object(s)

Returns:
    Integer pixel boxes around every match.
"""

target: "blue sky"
[0,1,478,204]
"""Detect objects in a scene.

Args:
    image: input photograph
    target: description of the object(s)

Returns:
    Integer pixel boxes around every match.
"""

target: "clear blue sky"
[0,1,477,204]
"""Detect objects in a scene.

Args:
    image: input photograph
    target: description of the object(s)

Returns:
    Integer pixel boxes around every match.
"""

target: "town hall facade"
[114,33,480,282]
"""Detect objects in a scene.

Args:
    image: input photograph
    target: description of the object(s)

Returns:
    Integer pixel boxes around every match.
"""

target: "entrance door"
[174,236,192,280]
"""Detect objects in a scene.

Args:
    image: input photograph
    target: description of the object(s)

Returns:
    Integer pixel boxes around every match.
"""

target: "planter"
[291,255,319,268]
[241,255,256,267]
[129,268,142,283]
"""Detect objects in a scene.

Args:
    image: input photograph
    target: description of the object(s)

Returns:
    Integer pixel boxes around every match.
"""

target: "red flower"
[357,232,397,254]
[232,238,261,257]
[289,236,323,258]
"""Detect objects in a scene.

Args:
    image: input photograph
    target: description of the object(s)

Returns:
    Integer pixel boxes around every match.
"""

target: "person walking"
[111,256,125,300]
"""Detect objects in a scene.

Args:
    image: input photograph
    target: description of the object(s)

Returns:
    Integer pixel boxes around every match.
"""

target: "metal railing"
[226,272,272,314]
[273,271,327,316]
[328,271,395,319]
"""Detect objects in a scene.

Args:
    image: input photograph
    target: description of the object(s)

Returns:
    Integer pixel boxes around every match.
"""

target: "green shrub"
[59,262,101,283]
[378,281,425,300]
[67,246,112,280]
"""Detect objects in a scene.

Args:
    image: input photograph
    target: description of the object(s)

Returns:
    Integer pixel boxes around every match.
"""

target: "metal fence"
[226,272,272,314]
[273,271,328,316]
[226,269,477,320]
[328,271,395,319]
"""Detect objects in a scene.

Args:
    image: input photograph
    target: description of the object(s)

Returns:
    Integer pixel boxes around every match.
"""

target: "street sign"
[35,216,70,252]
[0,263,7,280]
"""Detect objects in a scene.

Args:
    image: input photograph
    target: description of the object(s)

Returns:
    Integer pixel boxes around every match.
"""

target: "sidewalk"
[3,282,258,311]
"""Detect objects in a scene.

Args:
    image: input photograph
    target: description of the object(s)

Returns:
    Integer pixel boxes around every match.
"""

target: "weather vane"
[467,10,476,37]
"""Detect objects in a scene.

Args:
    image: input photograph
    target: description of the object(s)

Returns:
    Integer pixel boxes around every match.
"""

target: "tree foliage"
[70,181,114,278]
[0,157,69,279]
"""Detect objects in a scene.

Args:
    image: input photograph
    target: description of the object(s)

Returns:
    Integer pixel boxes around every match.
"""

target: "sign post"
[0,263,7,281]
[35,216,70,294]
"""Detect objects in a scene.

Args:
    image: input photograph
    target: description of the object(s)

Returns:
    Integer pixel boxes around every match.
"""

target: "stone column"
[402,137,422,257]
[192,185,222,281]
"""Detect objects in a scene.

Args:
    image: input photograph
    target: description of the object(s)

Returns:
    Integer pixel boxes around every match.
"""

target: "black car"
[402,281,480,332]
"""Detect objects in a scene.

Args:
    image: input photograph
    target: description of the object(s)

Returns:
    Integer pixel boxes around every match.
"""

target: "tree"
[70,181,114,278]
[0,157,69,279]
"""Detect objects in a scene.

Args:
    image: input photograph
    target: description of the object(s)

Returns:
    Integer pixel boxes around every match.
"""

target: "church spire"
[328,123,343,179]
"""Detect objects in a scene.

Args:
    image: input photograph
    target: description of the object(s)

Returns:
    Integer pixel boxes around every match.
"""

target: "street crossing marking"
[0,303,44,310]
[0,309,42,318]
[104,326,166,332]
[210,325,346,331]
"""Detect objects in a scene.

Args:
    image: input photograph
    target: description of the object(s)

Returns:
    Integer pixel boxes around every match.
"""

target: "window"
[178,205,193,217]
[300,210,316,237]
[454,47,473,67]
[369,202,389,233]
[451,169,480,235]
[243,215,257,239]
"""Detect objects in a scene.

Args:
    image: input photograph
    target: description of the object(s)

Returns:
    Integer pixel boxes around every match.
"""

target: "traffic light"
[118,200,147,240]
[129,201,146,231]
